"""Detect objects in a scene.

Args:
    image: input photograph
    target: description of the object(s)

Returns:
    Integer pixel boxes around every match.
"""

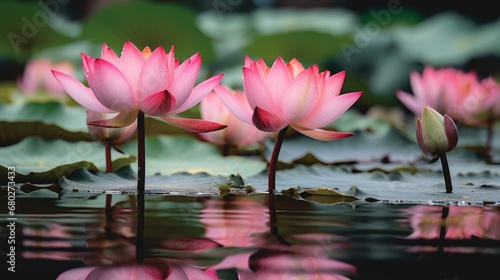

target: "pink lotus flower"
[215,56,362,140]
[199,87,274,149]
[57,261,219,280]
[87,110,137,146]
[18,58,75,97]
[52,41,225,132]
[396,66,492,126]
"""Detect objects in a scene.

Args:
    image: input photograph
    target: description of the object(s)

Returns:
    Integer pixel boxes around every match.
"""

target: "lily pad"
[58,166,231,196]
[0,101,90,146]
[245,164,500,204]
[121,135,267,178]
[264,130,417,165]
[0,137,136,184]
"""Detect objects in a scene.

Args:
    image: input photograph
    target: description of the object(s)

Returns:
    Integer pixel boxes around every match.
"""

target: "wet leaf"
[0,137,136,184]
[59,166,234,196]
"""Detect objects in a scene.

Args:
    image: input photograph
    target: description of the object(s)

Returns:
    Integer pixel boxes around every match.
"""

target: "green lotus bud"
[416,106,459,156]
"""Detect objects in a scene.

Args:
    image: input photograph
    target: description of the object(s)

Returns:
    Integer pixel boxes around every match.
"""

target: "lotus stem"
[440,153,453,193]
[268,126,288,193]
[136,111,145,263]
[105,142,113,173]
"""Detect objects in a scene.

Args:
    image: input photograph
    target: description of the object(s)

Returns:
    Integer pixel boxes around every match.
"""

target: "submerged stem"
[136,112,145,263]
[440,153,453,193]
[268,126,288,193]
[486,116,494,163]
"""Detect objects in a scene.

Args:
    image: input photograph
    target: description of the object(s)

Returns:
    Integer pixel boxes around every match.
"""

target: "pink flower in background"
[215,56,362,140]
[18,58,75,96]
[396,66,493,126]
[481,77,500,119]
[87,110,137,147]
[52,41,225,132]
[199,87,274,148]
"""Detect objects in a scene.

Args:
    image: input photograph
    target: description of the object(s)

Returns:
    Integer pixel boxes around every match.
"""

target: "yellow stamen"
[141,46,152,59]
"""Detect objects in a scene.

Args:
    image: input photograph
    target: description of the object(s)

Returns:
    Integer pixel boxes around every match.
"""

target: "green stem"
[136,112,145,263]
[440,153,453,193]
[268,126,288,193]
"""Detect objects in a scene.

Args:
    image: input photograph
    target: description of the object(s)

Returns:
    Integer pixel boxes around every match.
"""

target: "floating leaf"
[59,166,234,196]
[265,130,417,165]
[245,164,500,204]
[121,135,267,178]
[0,137,136,184]
[0,101,89,146]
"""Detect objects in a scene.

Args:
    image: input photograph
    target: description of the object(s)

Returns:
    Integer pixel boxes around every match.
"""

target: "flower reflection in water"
[401,205,500,253]
[202,194,357,279]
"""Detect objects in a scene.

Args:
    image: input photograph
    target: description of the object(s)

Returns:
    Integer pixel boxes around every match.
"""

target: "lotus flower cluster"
[52,41,225,132]
[396,66,499,126]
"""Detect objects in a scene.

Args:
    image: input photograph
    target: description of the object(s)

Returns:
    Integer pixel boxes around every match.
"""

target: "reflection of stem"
[222,144,230,157]
[104,142,114,239]
[105,195,112,239]
[105,142,113,173]
[268,126,288,193]
[268,191,290,246]
[440,153,453,193]
[136,112,145,263]
[438,206,449,253]
[486,116,494,163]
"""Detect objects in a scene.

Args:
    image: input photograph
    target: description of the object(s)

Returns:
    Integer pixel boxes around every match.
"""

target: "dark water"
[1,191,499,280]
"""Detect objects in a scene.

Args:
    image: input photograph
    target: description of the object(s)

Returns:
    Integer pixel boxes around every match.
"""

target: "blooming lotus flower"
[18,58,75,97]
[215,56,362,140]
[199,87,274,150]
[52,41,225,132]
[87,110,137,147]
[416,106,458,157]
[215,56,362,192]
[396,66,491,126]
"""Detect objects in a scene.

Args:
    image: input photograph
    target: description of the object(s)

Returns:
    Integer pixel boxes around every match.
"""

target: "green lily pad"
[57,166,233,196]
[0,101,90,146]
[245,164,500,204]
[121,135,267,178]
[265,129,416,165]
[0,137,136,184]
[81,2,215,63]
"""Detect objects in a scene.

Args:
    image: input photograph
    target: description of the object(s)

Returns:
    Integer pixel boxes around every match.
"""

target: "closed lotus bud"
[87,110,137,146]
[416,106,459,156]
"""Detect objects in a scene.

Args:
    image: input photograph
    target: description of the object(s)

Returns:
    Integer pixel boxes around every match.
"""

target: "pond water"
[1,191,499,280]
